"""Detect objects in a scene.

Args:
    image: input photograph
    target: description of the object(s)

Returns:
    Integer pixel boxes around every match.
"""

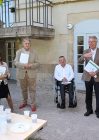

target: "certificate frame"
[0,66,6,75]
[84,60,99,72]
[19,53,29,64]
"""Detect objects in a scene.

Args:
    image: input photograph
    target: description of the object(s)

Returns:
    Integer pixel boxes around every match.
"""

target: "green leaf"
[0,0,3,5]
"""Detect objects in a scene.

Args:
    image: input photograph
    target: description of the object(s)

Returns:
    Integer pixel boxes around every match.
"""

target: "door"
[74,34,99,90]
[74,34,85,90]
[6,41,16,80]
[74,19,99,90]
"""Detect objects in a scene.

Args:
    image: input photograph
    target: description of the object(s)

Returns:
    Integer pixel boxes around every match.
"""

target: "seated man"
[54,56,75,109]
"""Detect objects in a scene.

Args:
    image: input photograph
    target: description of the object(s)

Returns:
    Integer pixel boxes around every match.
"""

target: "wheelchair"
[54,78,77,108]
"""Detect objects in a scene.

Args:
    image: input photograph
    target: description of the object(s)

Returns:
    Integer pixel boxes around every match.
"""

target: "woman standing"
[0,54,14,112]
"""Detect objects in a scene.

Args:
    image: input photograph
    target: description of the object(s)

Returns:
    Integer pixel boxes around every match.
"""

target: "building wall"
[14,0,99,85]
[23,0,99,85]
[30,0,99,65]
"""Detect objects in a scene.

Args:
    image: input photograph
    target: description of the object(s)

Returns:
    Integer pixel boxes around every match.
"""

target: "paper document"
[84,60,99,72]
[61,81,71,85]
[0,66,6,75]
[19,53,29,64]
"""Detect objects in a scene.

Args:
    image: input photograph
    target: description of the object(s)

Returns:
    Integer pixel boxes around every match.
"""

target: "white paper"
[0,66,6,75]
[19,53,29,64]
[61,81,71,85]
[84,60,99,72]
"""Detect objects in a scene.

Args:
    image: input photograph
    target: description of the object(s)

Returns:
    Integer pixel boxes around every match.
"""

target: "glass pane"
[8,49,11,55]
[78,55,82,60]
[8,43,11,49]
[78,45,83,54]
[8,56,12,61]
[9,62,12,68]
[78,65,83,73]
[77,36,84,45]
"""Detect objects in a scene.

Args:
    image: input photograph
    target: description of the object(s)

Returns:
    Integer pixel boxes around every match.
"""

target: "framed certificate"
[84,60,99,72]
[0,66,6,75]
[19,53,29,64]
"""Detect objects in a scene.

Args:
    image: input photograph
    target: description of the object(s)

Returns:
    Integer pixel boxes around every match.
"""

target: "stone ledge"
[0,26,55,39]
[53,0,92,5]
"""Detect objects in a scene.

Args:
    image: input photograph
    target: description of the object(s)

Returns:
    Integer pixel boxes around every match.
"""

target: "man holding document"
[79,36,99,118]
[14,38,39,112]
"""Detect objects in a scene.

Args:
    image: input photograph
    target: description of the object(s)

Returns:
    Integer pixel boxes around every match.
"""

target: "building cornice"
[53,0,93,6]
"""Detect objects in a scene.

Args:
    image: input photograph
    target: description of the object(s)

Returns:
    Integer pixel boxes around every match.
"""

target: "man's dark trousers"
[60,80,74,107]
[85,77,99,115]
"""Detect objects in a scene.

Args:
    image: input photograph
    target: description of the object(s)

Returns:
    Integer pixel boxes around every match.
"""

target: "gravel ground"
[0,80,99,140]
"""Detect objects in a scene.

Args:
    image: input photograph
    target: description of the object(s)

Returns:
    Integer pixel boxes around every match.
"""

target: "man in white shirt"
[54,56,74,109]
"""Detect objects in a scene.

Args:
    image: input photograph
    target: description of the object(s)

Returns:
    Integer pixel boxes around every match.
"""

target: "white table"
[0,113,47,140]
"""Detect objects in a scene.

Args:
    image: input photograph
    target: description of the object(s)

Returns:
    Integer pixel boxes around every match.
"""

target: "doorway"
[5,41,16,80]
[74,19,99,90]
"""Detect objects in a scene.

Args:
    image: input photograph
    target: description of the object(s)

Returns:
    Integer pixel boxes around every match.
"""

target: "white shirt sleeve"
[54,65,63,81]
[66,65,74,81]
[3,62,10,78]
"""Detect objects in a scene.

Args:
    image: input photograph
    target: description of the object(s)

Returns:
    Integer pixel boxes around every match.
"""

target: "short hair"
[59,56,65,59]
[22,37,31,43]
[89,36,98,41]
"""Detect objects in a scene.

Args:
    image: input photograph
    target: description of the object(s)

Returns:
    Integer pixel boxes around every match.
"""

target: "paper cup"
[31,114,37,123]
[24,110,30,117]
[5,108,12,123]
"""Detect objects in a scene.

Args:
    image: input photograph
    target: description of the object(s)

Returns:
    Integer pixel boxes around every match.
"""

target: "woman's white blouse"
[0,62,9,84]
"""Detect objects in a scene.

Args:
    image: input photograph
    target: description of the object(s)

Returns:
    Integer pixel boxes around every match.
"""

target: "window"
[77,36,84,73]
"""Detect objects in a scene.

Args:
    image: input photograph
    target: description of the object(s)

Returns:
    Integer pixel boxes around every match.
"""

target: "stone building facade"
[32,0,99,90]
[0,0,99,90]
